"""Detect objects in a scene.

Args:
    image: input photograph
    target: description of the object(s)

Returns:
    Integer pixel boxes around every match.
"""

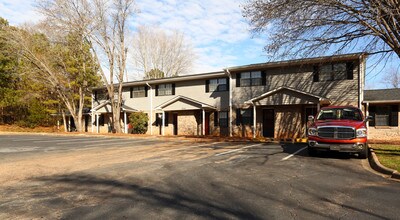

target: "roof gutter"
[363,100,400,104]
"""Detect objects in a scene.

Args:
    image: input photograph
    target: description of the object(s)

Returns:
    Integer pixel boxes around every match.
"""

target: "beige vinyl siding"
[232,62,360,107]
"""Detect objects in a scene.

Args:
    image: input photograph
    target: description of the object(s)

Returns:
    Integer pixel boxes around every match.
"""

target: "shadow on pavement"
[33,173,263,219]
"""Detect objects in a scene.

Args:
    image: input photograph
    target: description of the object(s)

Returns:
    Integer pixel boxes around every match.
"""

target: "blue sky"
[0,0,397,89]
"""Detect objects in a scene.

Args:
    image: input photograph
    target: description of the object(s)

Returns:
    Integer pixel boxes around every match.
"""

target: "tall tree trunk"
[74,87,84,132]
[62,110,67,132]
[112,102,122,133]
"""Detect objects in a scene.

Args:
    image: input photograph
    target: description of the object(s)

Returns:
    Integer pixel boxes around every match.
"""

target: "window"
[369,105,398,127]
[238,71,263,87]
[94,90,108,101]
[130,86,147,98]
[214,111,218,126]
[219,111,228,127]
[156,112,169,126]
[156,84,174,96]
[313,62,354,82]
[236,109,253,125]
[93,114,105,126]
[317,108,362,121]
[206,78,228,92]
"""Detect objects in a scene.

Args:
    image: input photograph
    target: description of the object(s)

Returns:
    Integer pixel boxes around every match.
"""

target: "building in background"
[91,53,367,139]
[363,88,400,139]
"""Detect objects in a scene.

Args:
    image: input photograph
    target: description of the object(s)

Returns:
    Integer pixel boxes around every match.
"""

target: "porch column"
[68,116,71,132]
[366,102,369,128]
[202,109,205,136]
[91,112,94,133]
[96,114,99,133]
[253,104,256,138]
[124,111,128,134]
[148,83,153,135]
[162,111,165,136]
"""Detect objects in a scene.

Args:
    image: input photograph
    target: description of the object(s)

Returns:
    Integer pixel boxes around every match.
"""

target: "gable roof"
[364,88,400,103]
[244,86,329,105]
[155,95,216,110]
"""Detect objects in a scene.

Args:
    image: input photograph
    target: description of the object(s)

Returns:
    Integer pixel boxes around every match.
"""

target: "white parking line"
[158,142,222,154]
[214,143,264,156]
[281,146,307,161]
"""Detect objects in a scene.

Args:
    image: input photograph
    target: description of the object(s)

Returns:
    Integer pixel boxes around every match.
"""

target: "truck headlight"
[308,128,317,136]
[356,128,367,137]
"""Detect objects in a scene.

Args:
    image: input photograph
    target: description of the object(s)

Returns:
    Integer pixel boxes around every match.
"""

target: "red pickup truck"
[307,106,372,159]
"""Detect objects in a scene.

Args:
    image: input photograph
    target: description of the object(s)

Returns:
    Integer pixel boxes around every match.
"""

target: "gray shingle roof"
[364,88,400,101]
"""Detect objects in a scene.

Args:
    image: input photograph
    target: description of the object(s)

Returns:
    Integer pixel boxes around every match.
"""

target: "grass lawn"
[370,144,400,172]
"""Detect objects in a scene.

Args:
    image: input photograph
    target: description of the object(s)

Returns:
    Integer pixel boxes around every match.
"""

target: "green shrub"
[129,111,149,134]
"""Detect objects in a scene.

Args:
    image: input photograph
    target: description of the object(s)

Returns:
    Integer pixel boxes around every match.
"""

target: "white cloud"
[1,0,268,76]
[132,0,264,74]
[0,0,43,25]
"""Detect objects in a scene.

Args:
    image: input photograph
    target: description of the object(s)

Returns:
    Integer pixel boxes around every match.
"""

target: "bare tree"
[132,26,195,79]
[5,26,99,132]
[382,67,400,88]
[37,0,136,133]
[242,0,400,59]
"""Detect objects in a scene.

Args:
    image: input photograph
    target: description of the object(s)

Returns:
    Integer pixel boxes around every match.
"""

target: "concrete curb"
[368,145,400,180]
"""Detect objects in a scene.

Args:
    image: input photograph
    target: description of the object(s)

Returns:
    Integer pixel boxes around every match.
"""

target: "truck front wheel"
[308,146,317,157]
[358,145,368,159]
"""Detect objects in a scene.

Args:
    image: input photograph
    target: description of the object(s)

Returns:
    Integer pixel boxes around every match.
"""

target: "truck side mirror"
[366,115,373,122]
[308,115,315,122]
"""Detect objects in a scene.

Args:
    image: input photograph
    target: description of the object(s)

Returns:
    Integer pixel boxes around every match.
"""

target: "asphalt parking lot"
[0,134,399,219]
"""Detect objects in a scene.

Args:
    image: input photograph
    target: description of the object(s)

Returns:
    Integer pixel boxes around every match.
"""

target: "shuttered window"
[206,78,228,92]
[156,84,175,96]
[237,71,266,87]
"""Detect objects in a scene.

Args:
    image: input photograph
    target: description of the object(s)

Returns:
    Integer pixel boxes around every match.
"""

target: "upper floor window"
[206,78,228,92]
[156,83,175,96]
[236,71,265,87]
[94,90,108,101]
[313,62,354,82]
[130,86,147,98]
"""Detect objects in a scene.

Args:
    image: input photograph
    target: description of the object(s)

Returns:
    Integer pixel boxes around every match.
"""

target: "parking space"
[0,134,399,219]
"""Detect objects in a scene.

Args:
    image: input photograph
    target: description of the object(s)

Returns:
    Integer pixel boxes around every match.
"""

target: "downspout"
[91,93,94,133]
[146,82,153,135]
[226,69,233,137]
[359,54,366,109]
[365,101,369,129]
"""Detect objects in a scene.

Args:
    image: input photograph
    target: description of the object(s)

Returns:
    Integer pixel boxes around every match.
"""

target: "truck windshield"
[317,108,362,121]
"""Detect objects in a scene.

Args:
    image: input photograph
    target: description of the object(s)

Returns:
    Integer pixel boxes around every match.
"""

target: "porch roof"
[244,86,330,106]
[155,95,216,111]
[364,88,400,103]
[91,101,138,113]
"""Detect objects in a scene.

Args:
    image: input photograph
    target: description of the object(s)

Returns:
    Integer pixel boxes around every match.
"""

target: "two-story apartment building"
[91,53,367,139]
[92,71,230,136]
